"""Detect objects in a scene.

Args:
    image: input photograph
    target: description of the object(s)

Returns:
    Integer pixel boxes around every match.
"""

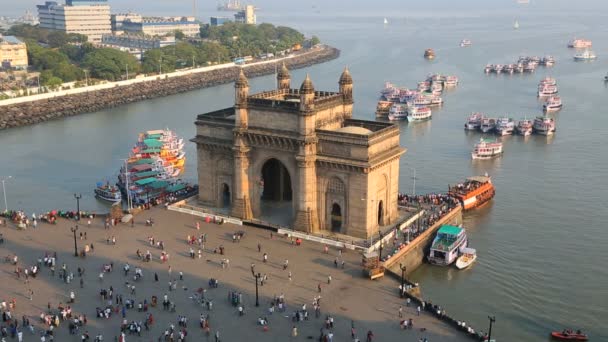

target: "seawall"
[0,46,340,130]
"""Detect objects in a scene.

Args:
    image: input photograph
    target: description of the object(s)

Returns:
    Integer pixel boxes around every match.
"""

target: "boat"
[455,248,477,269]
[449,175,496,210]
[567,39,592,49]
[574,50,597,61]
[493,64,503,74]
[465,112,484,130]
[444,76,459,87]
[430,82,443,95]
[550,331,588,341]
[471,138,503,160]
[424,48,436,59]
[408,95,432,107]
[541,56,555,66]
[523,63,536,73]
[94,182,122,202]
[533,116,556,135]
[539,77,557,87]
[388,104,408,121]
[514,20,520,29]
[428,225,468,266]
[375,100,392,117]
[495,117,515,135]
[217,0,244,11]
[543,96,563,112]
[605,73,608,82]
[407,106,432,122]
[516,119,534,136]
[480,117,497,133]
[484,64,492,73]
[538,85,559,97]
[460,39,472,47]
[417,81,431,92]
[383,18,388,25]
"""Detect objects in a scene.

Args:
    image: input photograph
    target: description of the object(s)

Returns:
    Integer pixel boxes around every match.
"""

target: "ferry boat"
[480,117,497,133]
[533,116,556,135]
[515,63,524,73]
[493,64,503,74]
[538,85,559,97]
[428,95,443,106]
[444,76,459,87]
[388,104,408,121]
[541,56,555,66]
[407,106,432,122]
[460,39,472,47]
[471,138,503,160]
[408,95,432,107]
[516,119,534,136]
[94,182,122,202]
[539,77,557,87]
[484,64,492,73]
[417,81,431,92]
[428,225,468,266]
[455,248,477,270]
[514,20,520,29]
[543,96,563,112]
[375,100,392,117]
[448,175,496,210]
[424,48,436,59]
[574,50,597,61]
[568,39,592,49]
[503,64,515,74]
[495,117,515,136]
[464,112,484,130]
[523,63,536,73]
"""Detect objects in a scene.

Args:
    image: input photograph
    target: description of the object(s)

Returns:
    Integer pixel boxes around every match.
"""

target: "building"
[121,16,200,37]
[193,65,405,239]
[37,0,111,43]
[111,12,142,32]
[101,34,175,59]
[210,16,231,26]
[234,5,256,25]
[0,35,29,69]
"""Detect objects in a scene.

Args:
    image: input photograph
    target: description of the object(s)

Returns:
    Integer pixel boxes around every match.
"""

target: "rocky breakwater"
[0,46,340,130]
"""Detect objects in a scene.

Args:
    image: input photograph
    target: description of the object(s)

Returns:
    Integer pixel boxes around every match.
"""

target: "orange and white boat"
[449,175,495,210]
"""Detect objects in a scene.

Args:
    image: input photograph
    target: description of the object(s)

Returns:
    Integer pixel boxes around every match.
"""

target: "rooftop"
[0,36,24,45]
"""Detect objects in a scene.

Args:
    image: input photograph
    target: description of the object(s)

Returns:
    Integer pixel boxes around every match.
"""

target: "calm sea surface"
[2,0,608,340]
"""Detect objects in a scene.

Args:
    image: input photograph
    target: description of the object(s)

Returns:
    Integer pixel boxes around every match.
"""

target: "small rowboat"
[551,332,589,341]
[455,248,477,269]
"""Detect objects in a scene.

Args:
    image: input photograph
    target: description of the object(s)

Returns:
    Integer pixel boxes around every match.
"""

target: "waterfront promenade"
[0,208,470,341]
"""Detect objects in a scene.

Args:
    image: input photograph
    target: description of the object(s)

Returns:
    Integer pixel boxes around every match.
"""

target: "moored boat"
[388,104,408,121]
[464,112,484,130]
[455,248,477,269]
[460,39,472,47]
[533,116,556,135]
[94,182,122,202]
[538,84,559,97]
[480,117,497,133]
[543,96,562,112]
[495,117,515,135]
[428,225,468,266]
[550,330,588,341]
[449,175,495,210]
[539,77,557,87]
[516,119,533,136]
[375,100,392,117]
[568,39,592,49]
[406,106,432,122]
[424,48,436,59]
[574,50,597,61]
[471,138,503,160]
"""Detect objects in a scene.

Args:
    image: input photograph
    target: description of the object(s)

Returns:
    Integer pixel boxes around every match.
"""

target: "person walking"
[327,275,332,284]
[263,253,268,263]
[417,306,421,316]
[215,330,220,342]
[154,273,159,282]
[291,326,298,337]
[398,306,403,318]
[257,243,261,253]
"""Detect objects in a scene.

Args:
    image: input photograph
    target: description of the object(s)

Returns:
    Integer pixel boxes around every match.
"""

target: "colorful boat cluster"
[484,55,555,74]
[465,113,555,137]
[377,74,458,122]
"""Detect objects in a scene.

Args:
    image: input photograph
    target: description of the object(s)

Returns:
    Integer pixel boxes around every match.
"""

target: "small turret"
[339,67,353,102]
[277,62,290,90]
[235,69,249,106]
[299,74,315,111]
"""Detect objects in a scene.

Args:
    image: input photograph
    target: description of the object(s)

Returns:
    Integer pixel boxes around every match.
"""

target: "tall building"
[37,0,111,43]
[234,5,256,25]
[121,16,200,37]
[111,12,142,32]
[0,35,28,69]
[210,16,231,27]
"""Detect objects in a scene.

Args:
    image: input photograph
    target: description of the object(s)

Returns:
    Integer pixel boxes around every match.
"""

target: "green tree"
[83,48,140,81]
[173,30,186,40]
[45,76,63,89]
[311,36,320,46]
[142,49,176,74]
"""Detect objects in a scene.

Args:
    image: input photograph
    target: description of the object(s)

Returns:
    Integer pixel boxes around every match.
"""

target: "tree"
[83,48,140,81]
[45,76,63,89]
[311,36,320,46]
[173,30,186,40]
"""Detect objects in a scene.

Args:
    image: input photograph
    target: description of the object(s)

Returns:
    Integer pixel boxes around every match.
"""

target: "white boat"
[539,77,557,87]
[460,39,472,47]
[408,95,432,107]
[538,85,558,97]
[388,104,408,121]
[407,106,432,122]
[472,138,503,160]
[465,112,484,130]
[495,117,515,136]
[516,119,534,136]
[428,225,468,266]
[94,183,122,202]
[444,75,459,87]
[514,20,520,29]
[543,96,562,112]
[568,39,592,49]
[533,116,556,135]
[574,50,597,61]
[455,248,477,270]
[480,117,497,133]
[383,18,388,25]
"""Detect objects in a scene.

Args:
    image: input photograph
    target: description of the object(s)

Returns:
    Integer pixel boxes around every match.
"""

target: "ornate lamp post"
[254,272,261,307]
[399,263,407,298]
[1,176,11,212]
[487,316,496,342]
[70,226,79,257]
[74,193,82,220]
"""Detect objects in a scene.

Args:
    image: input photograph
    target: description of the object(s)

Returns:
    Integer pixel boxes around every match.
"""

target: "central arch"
[331,203,342,232]
[259,158,294,225]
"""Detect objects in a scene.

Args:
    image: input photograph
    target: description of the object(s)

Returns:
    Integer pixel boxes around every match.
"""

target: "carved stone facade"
[193,64,406,239]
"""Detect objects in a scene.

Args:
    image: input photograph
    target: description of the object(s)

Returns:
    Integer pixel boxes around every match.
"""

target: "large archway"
[331,203,342,232]
[259,158,293,225]
[378,200,384,226]
[221,183,231,208]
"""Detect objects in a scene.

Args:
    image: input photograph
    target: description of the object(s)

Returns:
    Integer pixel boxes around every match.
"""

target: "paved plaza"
[0,208,471,341]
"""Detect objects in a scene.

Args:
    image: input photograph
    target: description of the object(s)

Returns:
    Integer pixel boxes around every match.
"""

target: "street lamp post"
[1,176,12,212]
[74,193,82,220]
[399,263,407,298]
[411,167,417,196]
[254,272,261,306]
[70,226,79,257]
[126,63,129,80]
[379,241,384,261]
[83,70,89,87]
[487,316,496,342]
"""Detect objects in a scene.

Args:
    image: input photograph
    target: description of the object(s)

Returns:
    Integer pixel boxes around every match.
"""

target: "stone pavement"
[0,208,471,341]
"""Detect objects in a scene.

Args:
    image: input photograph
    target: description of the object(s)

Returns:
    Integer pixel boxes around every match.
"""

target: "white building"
[121,16,200,38]
[111,12,142,32]
[37,0,111,43]
[234,5,256,25]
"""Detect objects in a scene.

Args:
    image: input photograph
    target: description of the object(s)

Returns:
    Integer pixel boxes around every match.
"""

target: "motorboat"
[472,138,503,160]
[543,96,563,112]
[388,104,408,121]
[464,112,484,130]
[424,48,436,59]
[516,119,534,136]
[460,39,472,47]
[448,175,495,210]
[567,39,592,49]
[495,117,515,136]
[541,56,555,66]
[455,248,477,269]
[484,64,492,73]
[406,106,432,122]
[533,116,556,135]
[444,75,459,87]
[539,77,557,87]
[493,64,503,74]
[574,50,597,61]
[480,117,497,133]
[538,85,559,97]
[428,225,468,266]
[550,331,588,341]
[94,182,122,203]
[514,20,520,29]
